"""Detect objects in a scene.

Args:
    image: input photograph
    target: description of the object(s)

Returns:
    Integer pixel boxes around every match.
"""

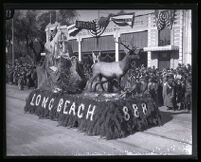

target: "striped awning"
[143,45,179,52]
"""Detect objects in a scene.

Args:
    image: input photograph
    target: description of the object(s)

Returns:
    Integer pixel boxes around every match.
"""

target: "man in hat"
[148,76,158,104]
[184,77,192,112]
[157,75,164,107]
[163,74,175,110]
[132,77,141,96]
[139,76,148,96]
[175,78,185,110]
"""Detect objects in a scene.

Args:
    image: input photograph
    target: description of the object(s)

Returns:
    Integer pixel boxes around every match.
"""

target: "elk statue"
[90,39,141,92]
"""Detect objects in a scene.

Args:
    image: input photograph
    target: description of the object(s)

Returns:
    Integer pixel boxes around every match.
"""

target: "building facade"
[45,10,192,70]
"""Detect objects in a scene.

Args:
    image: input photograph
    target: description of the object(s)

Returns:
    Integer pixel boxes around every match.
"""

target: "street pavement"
[5,84,192,156]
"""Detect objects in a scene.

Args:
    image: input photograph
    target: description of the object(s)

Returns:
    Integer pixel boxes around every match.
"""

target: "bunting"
[88,19,108,37]
[155,10,176,31]
[68,12,135,37]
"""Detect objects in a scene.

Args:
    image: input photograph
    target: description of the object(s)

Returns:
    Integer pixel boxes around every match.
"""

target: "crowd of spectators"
[122,63,192,111]
[6,60,37,90]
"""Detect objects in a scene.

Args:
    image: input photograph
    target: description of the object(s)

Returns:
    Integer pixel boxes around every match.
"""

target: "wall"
[183,10,192,65]
[147,10,192,68]
[171,10,183,68]
[147,12,158,67]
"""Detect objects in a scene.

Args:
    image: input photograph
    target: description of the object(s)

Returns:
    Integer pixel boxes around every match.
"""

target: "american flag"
[68,17,109,37]
[110,13,135,27]
[48,26,58,41]
[155,10,175,31]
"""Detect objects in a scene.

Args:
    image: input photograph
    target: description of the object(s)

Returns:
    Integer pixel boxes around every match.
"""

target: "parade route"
[5,84,192,156]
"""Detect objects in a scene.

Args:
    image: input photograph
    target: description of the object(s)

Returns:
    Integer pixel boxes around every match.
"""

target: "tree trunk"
[29,41,37,65]
[26,37,29,59]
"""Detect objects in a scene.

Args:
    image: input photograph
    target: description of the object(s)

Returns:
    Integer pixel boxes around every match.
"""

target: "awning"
[143,45,179,52]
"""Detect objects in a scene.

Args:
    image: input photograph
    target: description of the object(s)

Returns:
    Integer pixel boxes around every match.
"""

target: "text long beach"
[25,89,161,139]
[28,91,97,121]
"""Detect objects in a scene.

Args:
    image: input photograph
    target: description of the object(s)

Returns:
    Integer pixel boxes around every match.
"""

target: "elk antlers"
[114,38,137,52]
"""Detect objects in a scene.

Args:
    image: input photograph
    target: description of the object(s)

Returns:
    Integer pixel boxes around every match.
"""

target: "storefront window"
[158,28,171,46]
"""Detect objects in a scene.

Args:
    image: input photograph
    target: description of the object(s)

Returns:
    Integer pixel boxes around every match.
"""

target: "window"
[158,28,171,46]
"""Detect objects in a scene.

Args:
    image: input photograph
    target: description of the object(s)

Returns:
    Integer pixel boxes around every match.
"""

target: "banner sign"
[75,21,96,31]
[24,89,161,139]
[110,13,135,27]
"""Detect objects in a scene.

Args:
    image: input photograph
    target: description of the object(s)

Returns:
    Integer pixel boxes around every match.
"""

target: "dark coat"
[163,83,175,108]
[175,82,185,103]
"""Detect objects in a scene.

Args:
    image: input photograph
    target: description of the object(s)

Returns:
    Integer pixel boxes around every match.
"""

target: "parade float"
[24,13,162,139]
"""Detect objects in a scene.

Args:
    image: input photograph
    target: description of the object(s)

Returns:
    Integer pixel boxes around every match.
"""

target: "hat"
[149,77,155,82]
[140,76,145,81]
[167,73,174,79]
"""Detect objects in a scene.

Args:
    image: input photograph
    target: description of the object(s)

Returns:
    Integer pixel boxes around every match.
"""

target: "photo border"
[1,1,198,160]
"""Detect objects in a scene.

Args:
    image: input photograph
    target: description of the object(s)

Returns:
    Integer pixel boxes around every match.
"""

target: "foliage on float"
[37,54,86,94]
[24,89,162,139]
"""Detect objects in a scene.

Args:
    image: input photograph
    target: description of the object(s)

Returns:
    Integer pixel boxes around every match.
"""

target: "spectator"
[162,74,175,110]
[148,77,158,104]
[184,77,192,111]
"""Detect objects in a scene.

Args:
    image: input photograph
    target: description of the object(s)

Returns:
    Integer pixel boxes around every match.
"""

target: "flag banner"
[75,21,96,30]
[24,89,161,139]
[155,10,176,31]
[68,18,109,37]
[110,13,135,27]
[69,21,97,37]
[67,24,81,37]
[69,28,82,37]
[98,16,110,29]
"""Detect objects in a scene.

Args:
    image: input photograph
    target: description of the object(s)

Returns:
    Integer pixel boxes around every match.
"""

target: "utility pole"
[98,10,100,19]
[50,12,52,24]
[56,10,58,22]
[11,17,14,66]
